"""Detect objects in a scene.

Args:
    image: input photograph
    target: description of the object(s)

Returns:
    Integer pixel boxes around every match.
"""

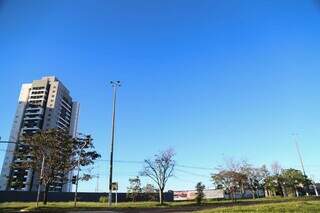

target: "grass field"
[0,197,319,212]
[197,200,320,212]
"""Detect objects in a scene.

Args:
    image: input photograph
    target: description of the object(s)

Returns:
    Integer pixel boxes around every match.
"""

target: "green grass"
[0,201,159,212]
[197,200,320,212]
[0,197,319,212]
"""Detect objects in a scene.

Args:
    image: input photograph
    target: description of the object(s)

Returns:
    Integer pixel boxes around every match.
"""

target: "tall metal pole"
[293,133,309,196]
[293,135,306,176]
[108,81,120,206]
[36,155,45,207]
[95,174,99,192]
[310,175,319,197]
[313,181,319,196]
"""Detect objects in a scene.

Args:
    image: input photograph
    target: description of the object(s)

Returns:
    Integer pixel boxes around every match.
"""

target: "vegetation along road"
[0,197,320,212]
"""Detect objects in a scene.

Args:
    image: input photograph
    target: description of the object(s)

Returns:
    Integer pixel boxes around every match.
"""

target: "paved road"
[67,206,205,213]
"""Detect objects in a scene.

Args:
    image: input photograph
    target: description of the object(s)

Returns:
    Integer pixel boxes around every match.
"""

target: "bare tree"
[271,162,282,176]
[142,183,158,201]
[140,149,175,205]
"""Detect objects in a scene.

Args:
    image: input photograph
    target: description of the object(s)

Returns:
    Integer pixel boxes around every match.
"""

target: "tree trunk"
[29,169,35,192]
[240,184,244,198]
[43,183,49,205]
[280,184,286,197]
[159,189,164,205]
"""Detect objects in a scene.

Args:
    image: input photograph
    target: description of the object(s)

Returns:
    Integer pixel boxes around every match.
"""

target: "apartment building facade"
[0,76,79,192]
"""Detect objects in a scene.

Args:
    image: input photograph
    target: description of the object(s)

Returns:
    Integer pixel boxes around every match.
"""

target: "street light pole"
[293,134,306,176]
[292,133,309,196]
[108,81,121,207]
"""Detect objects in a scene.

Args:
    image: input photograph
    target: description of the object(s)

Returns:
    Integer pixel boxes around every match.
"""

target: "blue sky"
[1,0,320,192]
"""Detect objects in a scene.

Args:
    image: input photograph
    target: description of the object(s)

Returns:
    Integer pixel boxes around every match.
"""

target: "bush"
[99,196,108,203]
[195,182,205,205]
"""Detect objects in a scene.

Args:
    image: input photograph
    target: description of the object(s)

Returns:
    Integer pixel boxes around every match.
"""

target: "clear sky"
[1,0,320,192]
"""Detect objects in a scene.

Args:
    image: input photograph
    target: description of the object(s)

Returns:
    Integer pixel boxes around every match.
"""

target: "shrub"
[195,182,205,205]
[99,196,108,203]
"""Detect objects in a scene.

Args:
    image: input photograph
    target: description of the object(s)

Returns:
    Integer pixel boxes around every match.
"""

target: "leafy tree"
[266,162,286,197]
[212,159,248,201]
[195,182,205,205]
[264,175,281,197]
[212,170,246,201]
[240,164,269,198]
[14,129,100,204]
[281,168,311,197]
[127,176,142,202]
[140,149,175,205]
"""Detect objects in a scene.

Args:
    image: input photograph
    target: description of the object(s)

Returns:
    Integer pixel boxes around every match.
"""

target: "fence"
[0,191,174,202]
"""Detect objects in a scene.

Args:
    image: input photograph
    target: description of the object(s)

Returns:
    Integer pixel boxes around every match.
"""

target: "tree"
[140,149,175,205]
[143,183,157,193]
[212,170,246,201]
[195,182,205,205]
[264,175,279,197]
[127,176,142,202]
[281,168,311,197]
[271,162,282,176]
[240,164,269,199]
[212,159,248,201]
[142,184,158,201]
[268,162,286,197]
[15,129,100,204]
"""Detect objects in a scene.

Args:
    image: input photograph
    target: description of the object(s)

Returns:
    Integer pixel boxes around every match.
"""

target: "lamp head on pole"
[110,81,121,87]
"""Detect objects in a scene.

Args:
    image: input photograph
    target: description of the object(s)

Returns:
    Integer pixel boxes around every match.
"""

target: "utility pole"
[108,81,121,207]
[293,134,306,176]
[292,133,309,196]
[313,181,319,197]
[95,174,99,192]
[310,175,319,197]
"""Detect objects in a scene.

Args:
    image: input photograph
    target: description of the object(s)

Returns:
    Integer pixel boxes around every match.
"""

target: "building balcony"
[23,116,42,120]
[21,126,40,132]
[24,109,43,115]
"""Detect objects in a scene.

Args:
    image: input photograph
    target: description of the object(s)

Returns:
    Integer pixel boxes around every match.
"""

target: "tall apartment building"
[0,76,79,192]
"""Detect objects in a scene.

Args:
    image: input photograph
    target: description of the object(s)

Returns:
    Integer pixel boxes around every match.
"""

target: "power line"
[176,164,213,171]
[96,159,143,164]
[175,168,209,178]
[96,160,214,171]
[173,175,198,184]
